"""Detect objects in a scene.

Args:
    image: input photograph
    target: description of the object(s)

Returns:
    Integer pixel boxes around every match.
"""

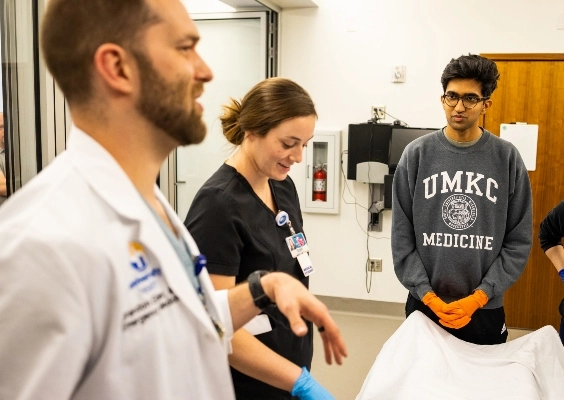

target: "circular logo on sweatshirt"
[442,194,477,230]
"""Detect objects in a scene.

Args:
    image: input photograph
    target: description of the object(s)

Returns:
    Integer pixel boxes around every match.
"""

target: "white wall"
[283,0,564,302]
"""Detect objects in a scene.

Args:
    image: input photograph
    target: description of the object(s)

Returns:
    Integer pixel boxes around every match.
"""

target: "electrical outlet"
[371,105,386,121]
[367,258,382,272]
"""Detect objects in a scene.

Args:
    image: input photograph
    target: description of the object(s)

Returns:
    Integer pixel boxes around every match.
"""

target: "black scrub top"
[185,163,312,400]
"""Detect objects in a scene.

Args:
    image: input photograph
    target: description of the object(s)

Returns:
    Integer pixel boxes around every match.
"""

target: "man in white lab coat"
[0,0,347,399]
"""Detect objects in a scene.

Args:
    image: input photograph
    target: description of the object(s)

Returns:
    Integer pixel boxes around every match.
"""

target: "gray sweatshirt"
[392,129,532,308]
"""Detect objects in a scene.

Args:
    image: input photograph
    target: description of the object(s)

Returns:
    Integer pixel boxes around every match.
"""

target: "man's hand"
[422,292,464,323]
[438,314,471,329]
[422,291,488,329]
[261,272,348,365]
[441,290,488,329]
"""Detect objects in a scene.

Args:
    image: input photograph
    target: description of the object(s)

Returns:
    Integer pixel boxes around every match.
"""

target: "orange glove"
[441,290,488,329]
[439,314,471,329]
[421,292,464,323]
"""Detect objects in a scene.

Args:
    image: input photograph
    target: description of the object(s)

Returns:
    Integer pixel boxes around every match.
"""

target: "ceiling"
[212,0,318,11]
[221,0,266,8]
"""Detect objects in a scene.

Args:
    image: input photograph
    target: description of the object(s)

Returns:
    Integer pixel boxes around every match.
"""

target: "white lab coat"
[0,127,236,399]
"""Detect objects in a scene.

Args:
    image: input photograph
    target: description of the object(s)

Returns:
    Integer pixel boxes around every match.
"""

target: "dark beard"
[133,50,207,146]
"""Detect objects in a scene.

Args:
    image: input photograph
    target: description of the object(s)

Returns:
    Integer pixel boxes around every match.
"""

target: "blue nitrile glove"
[291,367,334,400]
[559,269,564,283]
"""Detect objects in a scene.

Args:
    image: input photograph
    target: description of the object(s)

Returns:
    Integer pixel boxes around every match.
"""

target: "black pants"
[406,293,508,345]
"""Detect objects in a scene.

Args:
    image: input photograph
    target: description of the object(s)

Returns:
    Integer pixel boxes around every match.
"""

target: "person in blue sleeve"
[539,200,564,345]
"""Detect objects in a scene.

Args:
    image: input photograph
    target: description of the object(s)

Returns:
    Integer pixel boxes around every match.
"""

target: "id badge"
[285,232,309,257]
[285,233,315,277]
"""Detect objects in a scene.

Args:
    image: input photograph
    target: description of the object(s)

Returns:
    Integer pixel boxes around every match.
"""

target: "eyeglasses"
[442,94,489,109]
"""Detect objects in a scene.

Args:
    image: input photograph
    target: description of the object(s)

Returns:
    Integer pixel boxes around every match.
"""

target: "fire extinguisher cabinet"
[303,130,340,214]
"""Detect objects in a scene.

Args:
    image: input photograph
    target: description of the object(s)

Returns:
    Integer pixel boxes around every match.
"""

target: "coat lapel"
[157,190,226,336]
[67,126,220,336]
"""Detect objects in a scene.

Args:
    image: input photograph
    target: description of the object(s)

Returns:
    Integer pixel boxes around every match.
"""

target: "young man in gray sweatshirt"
[391,54,533,345]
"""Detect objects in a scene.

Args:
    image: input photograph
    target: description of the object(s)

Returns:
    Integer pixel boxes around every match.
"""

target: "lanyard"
[275,211,315,277]
[140,194,225,338]
[192,254,225,339]
[194,254,207,276]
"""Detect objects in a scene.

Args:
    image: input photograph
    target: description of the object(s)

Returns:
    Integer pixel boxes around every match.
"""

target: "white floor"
[311,296,532,400]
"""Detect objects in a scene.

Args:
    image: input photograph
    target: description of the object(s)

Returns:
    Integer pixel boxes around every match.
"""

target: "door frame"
[481,53,564,61]
[162,11,278,214]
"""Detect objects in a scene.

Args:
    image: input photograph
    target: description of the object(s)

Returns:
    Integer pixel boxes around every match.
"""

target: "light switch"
[392,65,406,83]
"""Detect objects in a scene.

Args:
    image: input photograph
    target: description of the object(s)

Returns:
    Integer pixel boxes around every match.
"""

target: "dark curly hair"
[441,54,500,98]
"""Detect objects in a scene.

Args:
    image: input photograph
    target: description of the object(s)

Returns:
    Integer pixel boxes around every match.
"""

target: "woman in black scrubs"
[184,78,332,399]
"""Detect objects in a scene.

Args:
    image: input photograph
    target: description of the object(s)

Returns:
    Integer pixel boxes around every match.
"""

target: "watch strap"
[248,270,275,311]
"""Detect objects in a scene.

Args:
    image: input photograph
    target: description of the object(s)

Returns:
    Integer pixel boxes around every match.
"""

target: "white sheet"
[357,311,564,400]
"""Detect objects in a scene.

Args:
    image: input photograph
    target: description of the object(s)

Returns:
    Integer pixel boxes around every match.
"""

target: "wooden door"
[481,54,564,331]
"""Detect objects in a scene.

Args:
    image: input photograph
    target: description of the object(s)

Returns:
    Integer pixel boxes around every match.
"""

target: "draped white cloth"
[357,311,564,400]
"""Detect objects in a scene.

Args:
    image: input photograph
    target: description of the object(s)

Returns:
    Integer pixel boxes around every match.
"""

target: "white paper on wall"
[500,123,538,171]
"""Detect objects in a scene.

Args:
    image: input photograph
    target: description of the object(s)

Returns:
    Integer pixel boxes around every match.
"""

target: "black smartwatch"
[248,270,275,311]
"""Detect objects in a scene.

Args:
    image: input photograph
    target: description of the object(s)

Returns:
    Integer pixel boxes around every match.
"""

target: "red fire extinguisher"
[313,164,327,202]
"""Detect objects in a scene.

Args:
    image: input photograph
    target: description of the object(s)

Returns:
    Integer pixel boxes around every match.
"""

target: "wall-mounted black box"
[384,174,394,209]
[347,123,392,180]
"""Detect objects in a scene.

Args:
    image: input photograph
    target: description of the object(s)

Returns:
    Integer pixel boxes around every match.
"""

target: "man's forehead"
[445,79,482,94]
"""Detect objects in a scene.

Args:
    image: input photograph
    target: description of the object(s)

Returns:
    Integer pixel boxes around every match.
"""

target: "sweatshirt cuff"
[415,283,434,300]
[475,283,494,301]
